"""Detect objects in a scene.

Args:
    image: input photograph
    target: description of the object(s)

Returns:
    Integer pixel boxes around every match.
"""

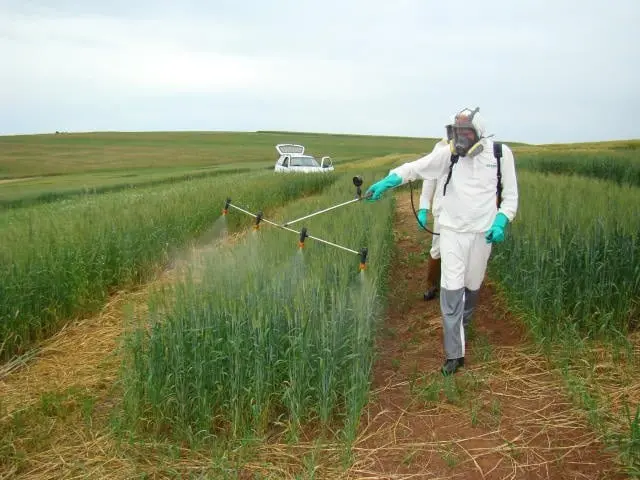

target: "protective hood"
[446,107,487,157]
[468,109,486,138]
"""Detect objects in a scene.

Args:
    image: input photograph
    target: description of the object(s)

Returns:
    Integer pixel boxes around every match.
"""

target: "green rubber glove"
[485,212,509,244]
[365,173,402,201]
[417,208,428,230]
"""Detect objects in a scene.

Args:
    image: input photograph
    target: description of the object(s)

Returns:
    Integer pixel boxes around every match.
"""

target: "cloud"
[1,0,639,143]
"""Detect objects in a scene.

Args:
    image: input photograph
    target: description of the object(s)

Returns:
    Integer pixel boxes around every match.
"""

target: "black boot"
[423,256,441,301]
[423,286,438,301]
[441,357,464,376]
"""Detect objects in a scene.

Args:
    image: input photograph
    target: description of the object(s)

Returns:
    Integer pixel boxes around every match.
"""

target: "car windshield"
[290,156,320,167]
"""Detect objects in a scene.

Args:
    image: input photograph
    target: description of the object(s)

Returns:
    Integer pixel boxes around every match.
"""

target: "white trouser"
[430,215,441,259]
[439,228,491,359]
[439,227,492,290]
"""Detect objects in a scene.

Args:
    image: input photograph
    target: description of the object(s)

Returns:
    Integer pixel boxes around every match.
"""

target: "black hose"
[408,180,440,236]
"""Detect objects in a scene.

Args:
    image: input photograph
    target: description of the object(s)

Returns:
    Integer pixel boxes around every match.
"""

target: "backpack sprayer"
[221,175,437,271]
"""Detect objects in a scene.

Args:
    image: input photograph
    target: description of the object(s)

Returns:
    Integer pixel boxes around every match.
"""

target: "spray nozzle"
[223,198,231,215]
[299,227,308,248]
[359,247,368,271]
[254,211,263,230]
[353,176,363,199]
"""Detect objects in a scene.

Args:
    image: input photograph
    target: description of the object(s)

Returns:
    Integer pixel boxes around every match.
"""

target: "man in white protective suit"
[365,107,519,375]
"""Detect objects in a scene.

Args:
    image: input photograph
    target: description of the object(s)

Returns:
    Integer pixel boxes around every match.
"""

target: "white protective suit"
[390,113,518,361]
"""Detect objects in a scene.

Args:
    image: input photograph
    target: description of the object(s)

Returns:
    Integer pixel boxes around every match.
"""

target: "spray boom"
[222,176,371,271]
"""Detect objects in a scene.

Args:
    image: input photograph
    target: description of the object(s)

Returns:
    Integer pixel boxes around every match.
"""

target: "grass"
[0,165,254,209]
[0,386,97,471]
[488,170,640,340]
[0,171,336,360]
[0,131,439,179]
[487,169,640,474]
[411,369,487,408]
[116,177,396,451]
[515,149,640,187]
[0,128,433,363]
[0,131,441,210]
[1,130,640,476]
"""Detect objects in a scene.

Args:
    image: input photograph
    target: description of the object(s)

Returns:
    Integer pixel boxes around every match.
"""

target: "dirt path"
[347,192,625,479]
[0,192,627,479]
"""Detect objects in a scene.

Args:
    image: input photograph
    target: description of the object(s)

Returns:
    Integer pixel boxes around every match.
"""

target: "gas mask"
[446,107,484,158]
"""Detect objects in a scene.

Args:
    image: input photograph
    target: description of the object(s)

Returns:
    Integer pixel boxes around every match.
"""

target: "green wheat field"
[1,131,639,478]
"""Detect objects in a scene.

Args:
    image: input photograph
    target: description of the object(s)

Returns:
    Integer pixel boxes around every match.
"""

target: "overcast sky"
[1,0,639,143]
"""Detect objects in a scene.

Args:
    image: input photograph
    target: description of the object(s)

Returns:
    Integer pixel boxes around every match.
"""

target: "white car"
[274,144,334,173]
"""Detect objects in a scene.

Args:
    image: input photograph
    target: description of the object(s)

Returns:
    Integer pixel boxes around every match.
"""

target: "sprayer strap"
[442,154,459,197]
[494,142,503,207]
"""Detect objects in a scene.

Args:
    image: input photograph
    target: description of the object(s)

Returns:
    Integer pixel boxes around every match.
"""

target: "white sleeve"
[389,142,451,183]
[419,178,437,210]
[498,145,518,222]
